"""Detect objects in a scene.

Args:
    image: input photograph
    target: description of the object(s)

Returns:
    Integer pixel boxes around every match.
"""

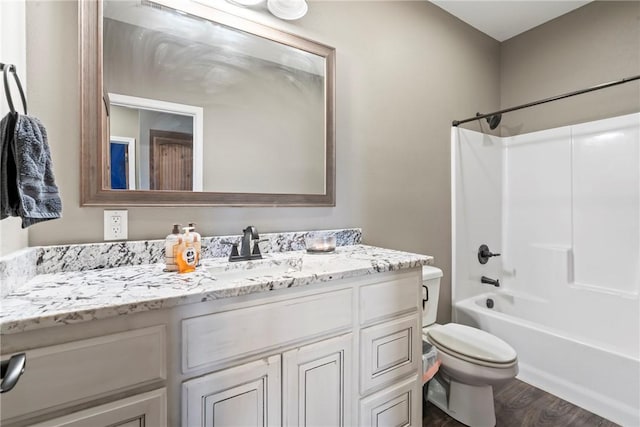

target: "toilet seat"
[427,323,517,368]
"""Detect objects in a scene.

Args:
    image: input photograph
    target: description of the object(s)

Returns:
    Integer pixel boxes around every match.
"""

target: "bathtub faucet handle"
[481,276,500,287]
[478,244,501,264]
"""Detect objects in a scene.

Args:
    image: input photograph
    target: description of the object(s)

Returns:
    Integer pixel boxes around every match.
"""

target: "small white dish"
[267,0,308,20]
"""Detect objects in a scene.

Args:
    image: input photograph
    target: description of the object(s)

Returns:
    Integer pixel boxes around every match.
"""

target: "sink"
[205,256,303,281]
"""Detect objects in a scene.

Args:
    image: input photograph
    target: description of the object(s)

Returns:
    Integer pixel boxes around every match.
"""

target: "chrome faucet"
[229,226,263,262]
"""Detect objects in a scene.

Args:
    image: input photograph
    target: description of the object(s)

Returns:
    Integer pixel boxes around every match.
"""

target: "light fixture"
[226,0,265,6]
[266,0,308,20]
[222,0,308,21]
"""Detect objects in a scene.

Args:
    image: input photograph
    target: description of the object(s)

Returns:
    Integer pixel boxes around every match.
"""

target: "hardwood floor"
[422,379,620,427]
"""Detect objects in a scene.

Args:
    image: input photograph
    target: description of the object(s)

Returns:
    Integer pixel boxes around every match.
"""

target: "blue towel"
[0,112,62,228]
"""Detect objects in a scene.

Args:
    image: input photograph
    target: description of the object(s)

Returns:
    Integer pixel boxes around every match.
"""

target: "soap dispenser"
[176,226,198,273]
[164,224,182,272]
[188,223,202,266]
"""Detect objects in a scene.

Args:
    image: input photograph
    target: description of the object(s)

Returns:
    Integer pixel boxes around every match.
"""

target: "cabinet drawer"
[182,288,353,372]
[359,271,419,326]
[359,375,420,427]
[0,326,166,423]
[29,388,167,427]
[360,315,420,395]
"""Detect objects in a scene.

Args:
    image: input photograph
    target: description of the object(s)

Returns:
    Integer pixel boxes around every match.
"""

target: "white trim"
[109,93,204,191]
[0,0,29,257]
[450,126,458,318]
[110,136,136,190]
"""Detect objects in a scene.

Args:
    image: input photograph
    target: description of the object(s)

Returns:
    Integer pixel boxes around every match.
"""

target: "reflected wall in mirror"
[108,93,204,191]
[80,0,335,206]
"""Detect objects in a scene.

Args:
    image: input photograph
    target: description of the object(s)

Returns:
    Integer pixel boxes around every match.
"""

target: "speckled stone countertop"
[0,244,432,335]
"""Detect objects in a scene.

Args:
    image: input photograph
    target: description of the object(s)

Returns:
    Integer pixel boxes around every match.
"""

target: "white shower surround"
[451,113,640,426]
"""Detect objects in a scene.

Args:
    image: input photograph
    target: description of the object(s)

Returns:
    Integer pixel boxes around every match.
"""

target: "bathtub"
[455,292,640,426]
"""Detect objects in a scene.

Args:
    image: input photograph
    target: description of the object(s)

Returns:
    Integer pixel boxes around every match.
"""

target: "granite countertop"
[0,244,431,334]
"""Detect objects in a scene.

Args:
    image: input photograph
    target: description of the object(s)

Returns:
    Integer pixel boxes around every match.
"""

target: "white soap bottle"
[164,224,182,272]
[188,223,202,266]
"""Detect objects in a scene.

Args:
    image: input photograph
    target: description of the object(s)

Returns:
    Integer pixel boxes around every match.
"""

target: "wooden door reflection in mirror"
[149,130,193,191]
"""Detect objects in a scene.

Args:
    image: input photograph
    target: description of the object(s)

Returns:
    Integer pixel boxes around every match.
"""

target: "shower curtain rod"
[452,74,640,127]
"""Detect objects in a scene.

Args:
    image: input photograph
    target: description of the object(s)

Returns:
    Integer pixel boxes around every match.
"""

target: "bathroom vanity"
[0,232,431,426]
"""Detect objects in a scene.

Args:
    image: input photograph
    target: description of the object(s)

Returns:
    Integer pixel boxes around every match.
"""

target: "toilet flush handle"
[422,285,429,309]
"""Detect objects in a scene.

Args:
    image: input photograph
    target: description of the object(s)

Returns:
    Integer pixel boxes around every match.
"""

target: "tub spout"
[481,276,500,287]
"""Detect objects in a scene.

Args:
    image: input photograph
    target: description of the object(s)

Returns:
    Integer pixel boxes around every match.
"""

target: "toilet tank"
[422,266,443,327]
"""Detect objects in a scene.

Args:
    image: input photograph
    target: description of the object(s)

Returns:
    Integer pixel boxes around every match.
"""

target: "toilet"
[422,266,518,427]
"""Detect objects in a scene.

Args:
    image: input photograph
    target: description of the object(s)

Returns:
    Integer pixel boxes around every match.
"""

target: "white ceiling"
[430,1,592,42]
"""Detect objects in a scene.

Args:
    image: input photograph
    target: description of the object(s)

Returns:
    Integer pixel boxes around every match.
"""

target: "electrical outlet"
[104,210,128,241]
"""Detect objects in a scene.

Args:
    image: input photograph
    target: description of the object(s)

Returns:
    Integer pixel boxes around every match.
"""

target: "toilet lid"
[427,323,517,365]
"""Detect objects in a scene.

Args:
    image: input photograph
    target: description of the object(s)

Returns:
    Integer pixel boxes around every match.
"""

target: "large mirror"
[81,0,335,206]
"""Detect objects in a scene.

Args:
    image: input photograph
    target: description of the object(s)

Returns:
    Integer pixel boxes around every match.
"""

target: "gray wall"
[25,0,500,322]
[110,105,139,142]
[499,1,640,135]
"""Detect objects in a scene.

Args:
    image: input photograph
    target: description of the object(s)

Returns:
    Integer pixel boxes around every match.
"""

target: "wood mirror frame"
[80,0,335,206]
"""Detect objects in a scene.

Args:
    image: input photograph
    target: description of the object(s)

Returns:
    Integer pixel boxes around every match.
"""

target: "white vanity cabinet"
[180,268,422,427]
[182,334,353,427]
[180,284,356,427]
[0,268,423,427]
[357,273,423,427]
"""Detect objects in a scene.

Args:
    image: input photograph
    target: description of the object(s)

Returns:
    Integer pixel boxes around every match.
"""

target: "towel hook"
[1,63,28,115]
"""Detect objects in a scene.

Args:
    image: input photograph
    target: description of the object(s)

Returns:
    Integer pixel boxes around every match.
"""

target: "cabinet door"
[182,355,281,427]
[283,334,352,427]
[29,388,166,427]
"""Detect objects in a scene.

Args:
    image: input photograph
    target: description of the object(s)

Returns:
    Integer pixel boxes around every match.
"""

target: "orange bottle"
[176,227,198,273]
